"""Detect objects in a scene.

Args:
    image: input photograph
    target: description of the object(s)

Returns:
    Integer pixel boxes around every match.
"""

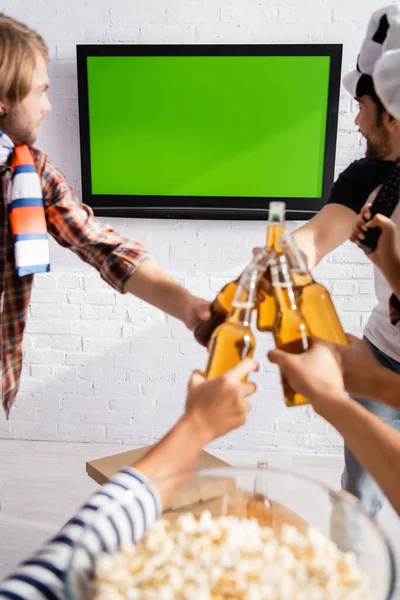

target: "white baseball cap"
[343,4,400,99]
[374,48,400,119]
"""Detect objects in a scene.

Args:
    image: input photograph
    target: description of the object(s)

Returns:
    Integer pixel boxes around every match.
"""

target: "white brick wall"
[0,0,384,453]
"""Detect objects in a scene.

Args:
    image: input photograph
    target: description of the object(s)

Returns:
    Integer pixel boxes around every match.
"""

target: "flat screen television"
[77,44,342,220]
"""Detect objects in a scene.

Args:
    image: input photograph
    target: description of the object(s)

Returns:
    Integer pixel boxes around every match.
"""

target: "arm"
[351,205,400,300]
[375,369,400,408]
[134,360,257,505]
[293,204,358,268]
[39,153,209,329]
[124,260,210,330]
[0,360,257,600]
[292,159,375,268]
[335,334,400,409]
[268,340,400,515]
[324,394,400,516]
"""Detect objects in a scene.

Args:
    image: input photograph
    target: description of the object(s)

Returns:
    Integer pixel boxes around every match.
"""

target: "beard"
[1,104,37,146]
[365,131,392,161]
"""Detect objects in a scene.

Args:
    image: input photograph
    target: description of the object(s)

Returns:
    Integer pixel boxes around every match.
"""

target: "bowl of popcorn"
[65,467,396,599]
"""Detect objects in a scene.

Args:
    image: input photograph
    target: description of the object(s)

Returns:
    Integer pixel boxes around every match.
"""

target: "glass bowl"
[65,466,396,599]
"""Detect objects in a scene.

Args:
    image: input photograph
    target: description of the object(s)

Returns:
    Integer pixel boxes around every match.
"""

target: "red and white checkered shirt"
[0,148,149,416]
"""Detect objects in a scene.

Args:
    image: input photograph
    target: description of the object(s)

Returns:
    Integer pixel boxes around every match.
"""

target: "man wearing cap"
[290,4,400,517]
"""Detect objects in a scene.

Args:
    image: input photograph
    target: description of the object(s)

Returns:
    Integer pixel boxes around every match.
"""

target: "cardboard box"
[87,447,235,514]
[86,448,307,530]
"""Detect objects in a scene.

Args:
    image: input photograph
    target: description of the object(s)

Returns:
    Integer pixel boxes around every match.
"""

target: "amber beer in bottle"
[281,234,348,345]
[194,279,238,348]
[271,256,311,407]
[205,268,258,380]
[256,201,286,332]
[194,246,270,348]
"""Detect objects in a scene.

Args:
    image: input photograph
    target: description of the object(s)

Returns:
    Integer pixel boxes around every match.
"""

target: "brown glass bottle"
[281,234,348,345]
[271,256,311,407]
[194,247,270,348]
[256,201,286,332]
[194,280,238,348]
[205,269,258,381]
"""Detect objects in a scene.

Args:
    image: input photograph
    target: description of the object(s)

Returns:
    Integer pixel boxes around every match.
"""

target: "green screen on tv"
[78,45,342,218]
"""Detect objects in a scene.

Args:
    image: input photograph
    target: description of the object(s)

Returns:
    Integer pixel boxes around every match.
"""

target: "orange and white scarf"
[0,131,50,276]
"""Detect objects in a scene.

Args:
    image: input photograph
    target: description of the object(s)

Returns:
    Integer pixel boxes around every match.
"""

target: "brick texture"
[0,0,383,454]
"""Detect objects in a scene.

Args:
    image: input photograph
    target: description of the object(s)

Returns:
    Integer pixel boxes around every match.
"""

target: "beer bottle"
[271,255,311,407]
[281,233,348,345]
[205,266,259,380]
[256,201,286,332]
[194,279,238,348]
[194,245,270,348]
[247,469,272,527]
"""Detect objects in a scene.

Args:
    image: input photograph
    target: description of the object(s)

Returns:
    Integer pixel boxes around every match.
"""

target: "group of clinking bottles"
[194,202,348,407]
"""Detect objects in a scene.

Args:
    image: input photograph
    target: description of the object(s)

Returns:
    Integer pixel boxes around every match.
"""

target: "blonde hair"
[0,14,48,106]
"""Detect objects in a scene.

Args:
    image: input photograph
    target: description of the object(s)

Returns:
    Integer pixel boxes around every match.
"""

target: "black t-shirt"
[326,158,395,214]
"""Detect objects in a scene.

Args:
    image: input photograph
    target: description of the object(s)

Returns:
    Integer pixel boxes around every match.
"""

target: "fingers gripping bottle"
[194,277,240,348]
[194,243,270,347]
[205,264,261,381]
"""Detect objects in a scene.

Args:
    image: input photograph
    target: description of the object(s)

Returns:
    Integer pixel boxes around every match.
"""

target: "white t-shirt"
[327,158,400,363]
[363,199,400,362]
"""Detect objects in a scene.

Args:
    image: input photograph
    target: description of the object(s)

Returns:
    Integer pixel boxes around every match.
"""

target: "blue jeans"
[341,338,400,517]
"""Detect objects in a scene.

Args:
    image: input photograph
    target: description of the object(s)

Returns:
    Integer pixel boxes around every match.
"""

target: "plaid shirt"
[0,147,149,417]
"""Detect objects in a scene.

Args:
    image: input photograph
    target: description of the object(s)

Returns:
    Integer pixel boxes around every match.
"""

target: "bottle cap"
[268,201,285,224]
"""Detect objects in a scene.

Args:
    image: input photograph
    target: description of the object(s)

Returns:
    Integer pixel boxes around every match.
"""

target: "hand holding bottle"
[205,266,261,380]
[334,334,386,401]
[351,201,400,269]
[185,358,258,442]
[268,338,346,417]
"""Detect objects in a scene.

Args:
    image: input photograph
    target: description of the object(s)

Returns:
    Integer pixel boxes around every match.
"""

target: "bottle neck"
[281,234,314,288]
[271,257,298,312]
[229,304,253,326]
[228,268,258,326]
[290,270,313,288]
[266,223,285,253]
[274,285,297,313]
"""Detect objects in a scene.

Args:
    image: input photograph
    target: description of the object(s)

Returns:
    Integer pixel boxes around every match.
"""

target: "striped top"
[0,468,161,600]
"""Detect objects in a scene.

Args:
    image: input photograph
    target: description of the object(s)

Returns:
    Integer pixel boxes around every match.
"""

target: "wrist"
[311,390,349,420]
[365,363,388,399]
[376,253,400,283]
[375,366,399,406]
[180,410,213,448]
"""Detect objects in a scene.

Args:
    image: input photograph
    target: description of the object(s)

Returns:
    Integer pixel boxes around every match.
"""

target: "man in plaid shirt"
[0,15,210,417]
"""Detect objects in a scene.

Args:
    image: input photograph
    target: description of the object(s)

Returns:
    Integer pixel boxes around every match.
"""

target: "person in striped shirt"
[0,358,258,600]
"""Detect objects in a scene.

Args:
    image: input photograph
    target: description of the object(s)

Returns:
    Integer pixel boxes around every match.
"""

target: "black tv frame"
[77,44,342,221]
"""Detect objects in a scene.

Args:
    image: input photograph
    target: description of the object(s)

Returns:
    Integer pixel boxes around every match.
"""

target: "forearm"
[293,205,357,269]
[343,358,400,409]
[376,256,400,302]
[0,468,161,600]
[134,414,210,509]
[371,366,400,409]
[293,223,321,269]
[124,258,191,321]
[319,395,400,515]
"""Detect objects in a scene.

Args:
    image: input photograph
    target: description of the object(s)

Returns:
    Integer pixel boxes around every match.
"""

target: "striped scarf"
[0,131,50,276]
